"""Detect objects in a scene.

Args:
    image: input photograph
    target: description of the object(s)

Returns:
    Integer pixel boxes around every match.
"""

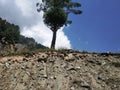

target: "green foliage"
[18,35,36,49]
[37,0,82,14]
[0,17,20,45]
[111,62,120,67]
[37,0,82,25]
[43,8,67,31]
[0,17,47,55]
[18,35,47,50]
[35,43,48,49]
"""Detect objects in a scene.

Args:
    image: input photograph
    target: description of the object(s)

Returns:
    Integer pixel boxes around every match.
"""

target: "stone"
[70,86,75,90]
[5,62,9,68]
[80,82,90,88]
[43,74,47,78]
[76,66,80,70]
[0,50,119,90]
[98,74,103,80]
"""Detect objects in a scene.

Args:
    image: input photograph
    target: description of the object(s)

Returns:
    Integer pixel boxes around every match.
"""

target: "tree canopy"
[37,0,82,25]
[0,17,47,51]
[0,17,20,45]
[43,7,67,31]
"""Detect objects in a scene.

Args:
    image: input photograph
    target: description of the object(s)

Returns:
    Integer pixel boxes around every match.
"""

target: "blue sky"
[64,0,120,52]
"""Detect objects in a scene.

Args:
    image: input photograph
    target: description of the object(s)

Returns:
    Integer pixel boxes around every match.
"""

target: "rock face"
[0,51,120,90]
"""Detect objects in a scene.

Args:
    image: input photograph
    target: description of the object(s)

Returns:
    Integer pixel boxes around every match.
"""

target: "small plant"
[82,50,89,54]
[105,77,120,85]
[111,62,120,67]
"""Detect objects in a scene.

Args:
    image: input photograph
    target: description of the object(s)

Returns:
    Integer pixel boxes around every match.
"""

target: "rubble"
[0,51,120,90]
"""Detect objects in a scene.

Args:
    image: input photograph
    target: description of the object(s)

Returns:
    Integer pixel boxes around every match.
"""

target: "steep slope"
[0,50,120,90]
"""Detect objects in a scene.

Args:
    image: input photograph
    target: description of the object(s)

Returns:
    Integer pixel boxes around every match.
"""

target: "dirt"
[0,50,120,90]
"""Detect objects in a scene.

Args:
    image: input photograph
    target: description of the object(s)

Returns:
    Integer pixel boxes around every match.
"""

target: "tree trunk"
[51,30,57,49]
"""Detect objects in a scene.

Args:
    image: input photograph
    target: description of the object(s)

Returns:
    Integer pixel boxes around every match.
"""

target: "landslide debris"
[0,50,120,90]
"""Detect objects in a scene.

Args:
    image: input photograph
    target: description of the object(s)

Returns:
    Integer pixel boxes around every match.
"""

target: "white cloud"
[21,22,71,49]
[15,0,33,16]
[0,0,71,49]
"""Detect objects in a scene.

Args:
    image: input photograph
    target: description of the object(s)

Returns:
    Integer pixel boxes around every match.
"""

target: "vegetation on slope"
[0,17,47,56]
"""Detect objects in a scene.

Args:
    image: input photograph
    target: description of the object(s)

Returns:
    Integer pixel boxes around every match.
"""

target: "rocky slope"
[0,50,120,90]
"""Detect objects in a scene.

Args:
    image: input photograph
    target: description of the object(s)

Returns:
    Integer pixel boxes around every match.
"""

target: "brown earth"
[0,50,120,90]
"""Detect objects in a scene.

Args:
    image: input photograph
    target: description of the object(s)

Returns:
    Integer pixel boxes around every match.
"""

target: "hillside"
[0,50,120,90]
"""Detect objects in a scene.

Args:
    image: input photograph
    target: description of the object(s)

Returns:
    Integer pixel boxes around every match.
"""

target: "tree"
[0,17,47,52]
[18,35,48,50]
[37,0,82,49]
[43,8,67,48]
[0,17,20,49]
